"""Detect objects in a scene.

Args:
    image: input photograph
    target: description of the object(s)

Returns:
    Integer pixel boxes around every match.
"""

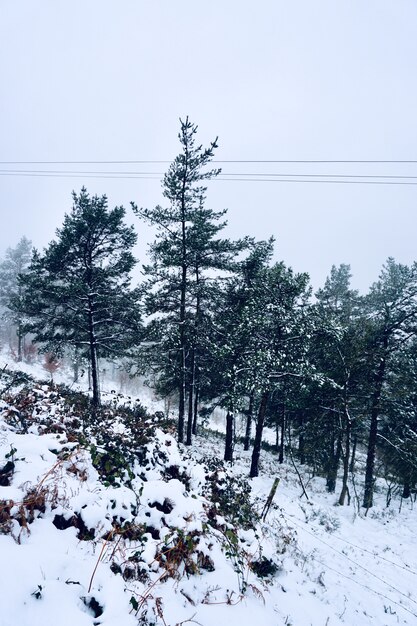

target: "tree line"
[1,118,416,510]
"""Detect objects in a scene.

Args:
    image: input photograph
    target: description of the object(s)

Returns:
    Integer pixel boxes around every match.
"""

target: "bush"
[202,457,257,530]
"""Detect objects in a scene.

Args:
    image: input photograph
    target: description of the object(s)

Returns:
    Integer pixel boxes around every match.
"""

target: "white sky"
[1,0,417,292]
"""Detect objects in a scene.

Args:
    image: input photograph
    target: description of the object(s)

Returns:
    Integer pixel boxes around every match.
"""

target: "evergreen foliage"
[311,264,366,502]
[0,236,32,360]
[361,259,417,508]
[19,188,142,406]
[379,339,417,498]
[207,238,312,471]
[1,121,417,508]
[133,118,245,444]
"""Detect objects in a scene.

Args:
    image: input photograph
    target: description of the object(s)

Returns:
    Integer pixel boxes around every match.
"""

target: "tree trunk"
[326,430,342,493]
[17,322,23,362]
[178,374,185,444]
[298,413,305,465]
[73,347,79,383]
[279,402,286,464]
[178,259,187,443]
[88,302,100,408]
[186,390,193,446]
[73,360,79,383]
[224,411,234,462]
[363,342,387,509]
[192,267,201,438]
[402,480,411,499]
[338,409,352,505]
[178,312,186,442]
[186,347,195,445]
[90,343,99,408]
[192,384,199,436]
[363,409,379,509]
[250,392,269,478]
[349,434,357,473]
[178,154,188,445]
[243,390,255,451]
[275,419,279,453]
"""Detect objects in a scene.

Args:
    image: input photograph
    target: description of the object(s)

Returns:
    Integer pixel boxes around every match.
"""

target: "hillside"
[0,360,416,626]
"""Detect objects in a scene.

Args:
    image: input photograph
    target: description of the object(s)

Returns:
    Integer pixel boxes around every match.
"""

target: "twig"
[88,536,111,593]
[175,614,204,626]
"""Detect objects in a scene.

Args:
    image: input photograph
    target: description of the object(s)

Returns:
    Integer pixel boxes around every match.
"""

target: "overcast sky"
[1,1,417,292]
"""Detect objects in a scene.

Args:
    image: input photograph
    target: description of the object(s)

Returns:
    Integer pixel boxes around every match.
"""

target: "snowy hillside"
[0,361,416,626]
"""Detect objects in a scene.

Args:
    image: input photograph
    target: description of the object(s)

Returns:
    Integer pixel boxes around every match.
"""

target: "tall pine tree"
[21,189,142,407]
[134,118,243,443]
[362,259,417,508]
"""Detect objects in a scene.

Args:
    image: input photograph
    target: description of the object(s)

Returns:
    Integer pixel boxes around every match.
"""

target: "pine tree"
[209,239,311,470]
[378,339,417,499]
[247,261,311,477]
[313,264,366,502]
[133,118,243,443]
[0,236,32,360]
[208,240,275,462]
[20,188,142,407]
[362,258,417,509]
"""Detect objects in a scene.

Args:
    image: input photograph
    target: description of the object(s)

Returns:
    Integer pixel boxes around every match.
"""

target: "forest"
[1,119,416,513]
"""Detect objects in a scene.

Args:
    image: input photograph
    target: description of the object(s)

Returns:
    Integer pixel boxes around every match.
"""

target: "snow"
[1,354,416,626]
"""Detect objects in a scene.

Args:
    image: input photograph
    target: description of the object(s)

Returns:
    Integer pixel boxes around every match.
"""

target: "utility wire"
[311,553,417,620]
[0,160,172,165]
[2,159,417,164]
[328,532,417,577]
[221,173,417,180]
[217,177,417,186]
[3,169,417,180]
[276,510,417,621]
[284,512,417,607]
[2,171,417,185]
[0,169,166,176]
[219,160,417,164]
[0,172,161,180]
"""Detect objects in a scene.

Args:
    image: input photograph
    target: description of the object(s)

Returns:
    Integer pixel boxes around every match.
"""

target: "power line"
[219,173,417,180]
[4,168,417,180]
[0,160,171,165]
[0,169,166,176]
[217,177,417,186]
[2,171,417,185]
[218,160,417,164]
[0,172,161,180]
[2,159,417,164]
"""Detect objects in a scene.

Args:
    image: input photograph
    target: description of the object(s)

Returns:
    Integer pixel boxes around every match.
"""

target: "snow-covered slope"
[0,361,416,626]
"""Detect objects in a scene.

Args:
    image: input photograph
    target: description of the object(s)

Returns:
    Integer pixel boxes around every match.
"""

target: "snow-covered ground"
[0,354,416,626]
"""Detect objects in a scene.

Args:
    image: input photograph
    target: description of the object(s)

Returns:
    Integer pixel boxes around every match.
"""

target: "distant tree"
[313,264,366,502]
[362,259,417,509]
[0,236,32,360]
[208,240,275,462]
[379,339,417,499]
[264,371,305,465]
[209,238,311,470]
[20,189,142,407]
[247,261,311,478]
[43,352,61,384]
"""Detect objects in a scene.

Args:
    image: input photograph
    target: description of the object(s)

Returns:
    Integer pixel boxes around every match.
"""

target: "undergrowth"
[0,369,285,625]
